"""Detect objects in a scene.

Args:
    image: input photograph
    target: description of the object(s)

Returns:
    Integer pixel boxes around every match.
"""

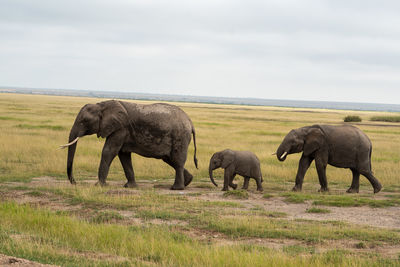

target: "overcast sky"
[1,0,399,104]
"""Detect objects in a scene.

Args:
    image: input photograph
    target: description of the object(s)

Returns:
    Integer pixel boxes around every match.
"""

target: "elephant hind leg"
[118,152,137,188]
[346,169,359,193]
[162,157,186,190]
[360,170,382,193]
[242,176,250,190]
[183,169,193,186]
[255,176,263,192]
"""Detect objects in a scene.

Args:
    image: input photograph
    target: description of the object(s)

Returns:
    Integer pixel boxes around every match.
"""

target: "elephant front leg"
[222,167,234,191]
[293,155,313,191]
[98,135,124,186]
[346,169,360,193]
[118,151,137,188]
[315,156,328,192]
[228,174,237,189]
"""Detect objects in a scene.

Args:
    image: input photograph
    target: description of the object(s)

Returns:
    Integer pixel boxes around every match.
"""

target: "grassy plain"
[0,93,400,266]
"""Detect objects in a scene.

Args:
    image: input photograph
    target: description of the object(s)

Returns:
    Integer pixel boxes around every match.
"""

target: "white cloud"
[0,0,399,103]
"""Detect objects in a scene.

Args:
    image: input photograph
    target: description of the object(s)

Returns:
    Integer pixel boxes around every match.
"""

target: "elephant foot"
[184,172,193,187]
[257,187,263,192]
[318,187,329,192]
[221,187,229,191]
[170,184,184,190]
[95,181,108,187]
[374,183,382,194]
[292,186,302,192]
[346,187,359,193]
[124,182,137,188]
[230,183,238,189]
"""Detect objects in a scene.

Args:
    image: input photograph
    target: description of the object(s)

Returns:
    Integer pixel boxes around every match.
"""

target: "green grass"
[281,192,400,208]
[263,193,274,199]
[306,207,331,214]
[370,116,400,123]
[0,116,27,121]
[89,211,125,224]
[223,190,249,199]
[16,124,66,131]
[283,245,315,255]
[0,202,399,266]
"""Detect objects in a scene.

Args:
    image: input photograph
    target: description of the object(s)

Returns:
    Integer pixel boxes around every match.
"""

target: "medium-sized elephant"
[209,149,263,191]
[275,124,382,193]
[60,100,198,190]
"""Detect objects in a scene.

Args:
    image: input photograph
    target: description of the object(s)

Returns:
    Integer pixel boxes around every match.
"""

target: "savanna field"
[1,93,400,266]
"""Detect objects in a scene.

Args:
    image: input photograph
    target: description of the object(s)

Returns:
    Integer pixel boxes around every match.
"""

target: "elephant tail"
[192,127,198,169]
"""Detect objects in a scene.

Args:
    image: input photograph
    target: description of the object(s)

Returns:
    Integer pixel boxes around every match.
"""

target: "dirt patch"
[0,254,58,267]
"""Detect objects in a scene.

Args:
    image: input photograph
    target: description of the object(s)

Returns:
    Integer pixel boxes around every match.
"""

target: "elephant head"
[276,127,325,161]
[60,100,129,184]
[209,150,234,187]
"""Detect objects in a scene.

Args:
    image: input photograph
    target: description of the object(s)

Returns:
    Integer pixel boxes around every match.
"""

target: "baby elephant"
[209,149,263,191]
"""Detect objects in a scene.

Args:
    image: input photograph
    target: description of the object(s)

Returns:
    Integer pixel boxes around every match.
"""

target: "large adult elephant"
[275,124,382,193]
[60,100,198,190]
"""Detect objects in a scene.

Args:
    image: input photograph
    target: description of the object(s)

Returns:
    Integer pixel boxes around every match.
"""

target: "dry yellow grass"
[0,93,399,189]
[1,93,400,266]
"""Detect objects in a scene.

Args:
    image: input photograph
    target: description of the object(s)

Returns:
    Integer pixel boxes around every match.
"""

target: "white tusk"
[271,152,277,155]
[280,151,288,159]
[59,137,79,149]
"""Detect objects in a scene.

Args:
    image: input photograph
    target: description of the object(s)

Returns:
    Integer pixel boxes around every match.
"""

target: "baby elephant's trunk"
[209,164,218,187]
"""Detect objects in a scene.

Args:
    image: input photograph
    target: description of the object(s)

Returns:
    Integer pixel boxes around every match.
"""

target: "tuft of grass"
[355,242,367,249]
[15,124,66,131]
[89,211,125,224]
[370,116,400,122]
[283,245,315,255]
[24,191,45,197]
[263,193,274,199]
[281,192,400,208]
[193,183,215,189]
[0,116,26,121]
[264,211,287,218]
[306,207,331,214]
[344,115,362,122]
[223,190,249,199]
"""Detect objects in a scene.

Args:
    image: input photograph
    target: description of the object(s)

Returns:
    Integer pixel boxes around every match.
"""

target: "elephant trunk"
[209,164,218,187]
[66,125,80,184]
[276,142,288,162]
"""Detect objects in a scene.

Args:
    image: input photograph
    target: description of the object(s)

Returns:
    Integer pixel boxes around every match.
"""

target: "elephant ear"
[303,128,325,156]
[221,150,235,169]
[98,100,128,138]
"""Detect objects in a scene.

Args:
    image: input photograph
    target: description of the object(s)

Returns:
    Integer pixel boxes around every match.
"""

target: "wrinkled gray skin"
[276,124,382,193]
[66,100,198,190]
[209,149,263,191]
